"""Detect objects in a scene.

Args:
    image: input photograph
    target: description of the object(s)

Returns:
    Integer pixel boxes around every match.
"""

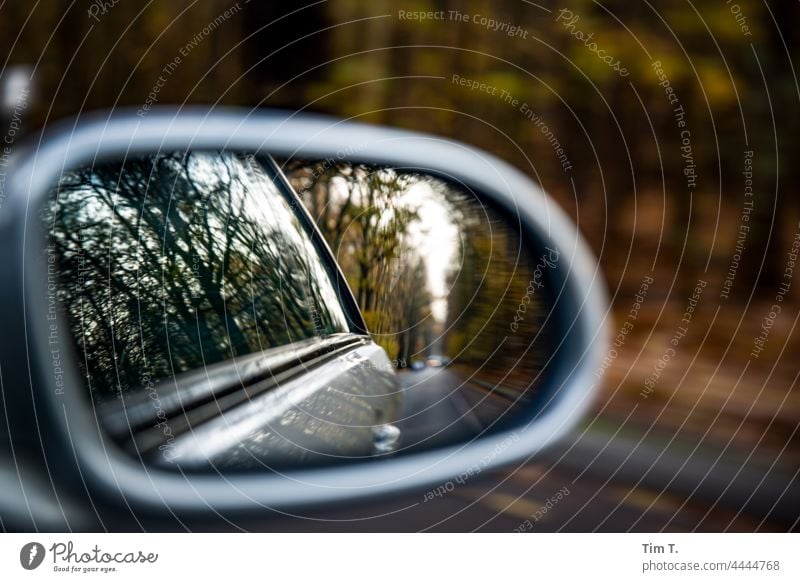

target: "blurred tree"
[2,0,797,304]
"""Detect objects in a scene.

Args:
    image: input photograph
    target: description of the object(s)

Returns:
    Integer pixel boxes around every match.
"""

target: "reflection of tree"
[48,152,349,401]
[285,161,433,364]
[444,203,551,394]
[284,159,551,393]
[395,254,432,364]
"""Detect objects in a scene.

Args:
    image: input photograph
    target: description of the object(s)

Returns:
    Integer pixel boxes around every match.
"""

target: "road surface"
[257,367,799,531]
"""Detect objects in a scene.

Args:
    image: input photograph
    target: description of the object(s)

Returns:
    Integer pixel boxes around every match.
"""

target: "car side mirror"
[0,108,606,528]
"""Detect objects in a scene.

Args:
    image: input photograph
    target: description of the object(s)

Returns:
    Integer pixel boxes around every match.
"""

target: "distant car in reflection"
[425,354,450,368]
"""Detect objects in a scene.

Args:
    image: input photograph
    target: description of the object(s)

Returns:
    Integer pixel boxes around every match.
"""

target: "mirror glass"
[43,151,561,471]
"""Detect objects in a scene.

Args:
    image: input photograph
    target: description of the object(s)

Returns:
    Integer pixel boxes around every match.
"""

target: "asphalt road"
[393,366,486,451]
[258,366,798,532]
[260,458,791,532]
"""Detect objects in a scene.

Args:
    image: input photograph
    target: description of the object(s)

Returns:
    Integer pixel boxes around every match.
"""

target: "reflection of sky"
[401,181,459,322]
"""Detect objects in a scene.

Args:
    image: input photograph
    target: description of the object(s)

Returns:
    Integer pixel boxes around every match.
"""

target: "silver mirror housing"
[0,108,607,525]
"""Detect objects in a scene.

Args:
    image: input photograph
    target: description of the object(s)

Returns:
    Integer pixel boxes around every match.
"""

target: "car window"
[45,151,351,404]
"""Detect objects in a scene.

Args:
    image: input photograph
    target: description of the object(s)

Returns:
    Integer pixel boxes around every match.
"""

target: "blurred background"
[1,0,798,531]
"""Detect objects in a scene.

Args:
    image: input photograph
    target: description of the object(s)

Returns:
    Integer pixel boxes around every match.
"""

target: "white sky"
[400,181,460,322]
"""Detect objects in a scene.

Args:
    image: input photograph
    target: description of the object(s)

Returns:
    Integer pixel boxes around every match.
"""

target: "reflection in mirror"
[44,152,559,472]
[281,159,559,451]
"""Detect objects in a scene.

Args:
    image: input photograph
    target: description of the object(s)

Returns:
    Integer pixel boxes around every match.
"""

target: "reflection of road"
[394,367,484,451]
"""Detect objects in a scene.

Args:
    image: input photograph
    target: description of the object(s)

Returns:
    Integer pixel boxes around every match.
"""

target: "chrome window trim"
[100,334,368,442]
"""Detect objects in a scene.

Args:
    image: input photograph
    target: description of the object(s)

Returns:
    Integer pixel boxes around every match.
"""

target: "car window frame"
[259,154,368,336]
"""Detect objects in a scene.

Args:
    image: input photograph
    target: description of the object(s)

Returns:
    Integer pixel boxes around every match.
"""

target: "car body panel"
[156,339,400,470]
